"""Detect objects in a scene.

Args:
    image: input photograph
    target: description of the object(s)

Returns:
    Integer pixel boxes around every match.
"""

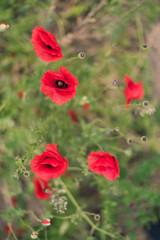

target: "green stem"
[28,210,42,223]
[9,225,18,240]
[118,103,142,107]
[44,229,48,240]
[59,179,116,239]
[68,167,82,171]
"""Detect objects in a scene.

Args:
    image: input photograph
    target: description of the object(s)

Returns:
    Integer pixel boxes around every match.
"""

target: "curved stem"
[28,210,42,223]
[9,224,18,240]
[59,179,117,239]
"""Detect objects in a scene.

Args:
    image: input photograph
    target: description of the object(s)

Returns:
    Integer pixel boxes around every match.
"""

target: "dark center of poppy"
[55,80,68,89]
[45,164,53,168]
[46,44,52,49]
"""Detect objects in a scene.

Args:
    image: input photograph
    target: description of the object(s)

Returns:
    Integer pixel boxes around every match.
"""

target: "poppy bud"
[42,219,51,226]
[78,52,85,59]
[0,23,9,32]
[31,232,38,239]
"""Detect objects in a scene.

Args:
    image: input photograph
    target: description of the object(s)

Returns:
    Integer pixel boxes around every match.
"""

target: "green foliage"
[0,0,160,239]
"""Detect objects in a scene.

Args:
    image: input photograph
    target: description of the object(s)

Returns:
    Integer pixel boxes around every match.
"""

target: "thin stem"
[68,167,82,171]
[44,229,48,240]
[9,225,18,240]
[59,179,117,239]
[54,56,80,70]
[28,210,42,223]
[118,103,142,107]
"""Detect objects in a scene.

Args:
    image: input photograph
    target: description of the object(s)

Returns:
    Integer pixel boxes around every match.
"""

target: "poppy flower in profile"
[34,175,52,200]
[18,91,24,99]
[88,151,120,181]
[31,144,69,180]
[124,75,144,108]
[31,26,63,62]
[68,110,78,123]
[40,67,79,105]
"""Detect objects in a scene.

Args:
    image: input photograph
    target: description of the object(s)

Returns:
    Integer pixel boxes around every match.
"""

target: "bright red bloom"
[124,75,144,108]
[83,103,90,110]
[31,144,69,180]
[68,110,78,123]
[34,175,52,200]
[40,67,79,105]
[88,151,120,181]
[31,26,63,62]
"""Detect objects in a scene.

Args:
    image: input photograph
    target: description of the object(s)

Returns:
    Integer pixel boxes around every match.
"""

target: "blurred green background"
[0,0,160,239]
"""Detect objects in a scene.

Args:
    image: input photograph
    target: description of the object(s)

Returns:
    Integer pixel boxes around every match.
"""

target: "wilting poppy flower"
[88,151,120,181]
[31,144,69,180]
[0,23,9,32]
[40,67,79,105]
[68,110,78,123]
[83,103,90,110]
[124,75,144,108]
[31,26,63,62]
[34,175,52,200]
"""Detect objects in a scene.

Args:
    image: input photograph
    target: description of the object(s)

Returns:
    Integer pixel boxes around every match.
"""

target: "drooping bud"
[0,23,9,32]
[31,232,38,239]
[42,219,51,226]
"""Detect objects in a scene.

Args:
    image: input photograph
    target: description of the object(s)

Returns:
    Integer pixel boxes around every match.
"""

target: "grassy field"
[0,0,160,239]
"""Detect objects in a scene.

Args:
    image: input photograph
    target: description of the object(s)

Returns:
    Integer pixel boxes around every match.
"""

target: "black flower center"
[46,44,52,49]
[55,80,68,89]
[45,164,53,168]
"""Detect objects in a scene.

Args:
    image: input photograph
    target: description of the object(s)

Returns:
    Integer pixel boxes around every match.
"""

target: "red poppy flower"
[34,175,52,200]
[31,144,69,180]
[83,103,90,110]
[18,91,23,99]
[68,110,78,123]
[11,196,18,208]
[88,151,120,181]
[31,26,63,62]
[124,75,144,108]
[4,225,14,234]
[40,67,79,105]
